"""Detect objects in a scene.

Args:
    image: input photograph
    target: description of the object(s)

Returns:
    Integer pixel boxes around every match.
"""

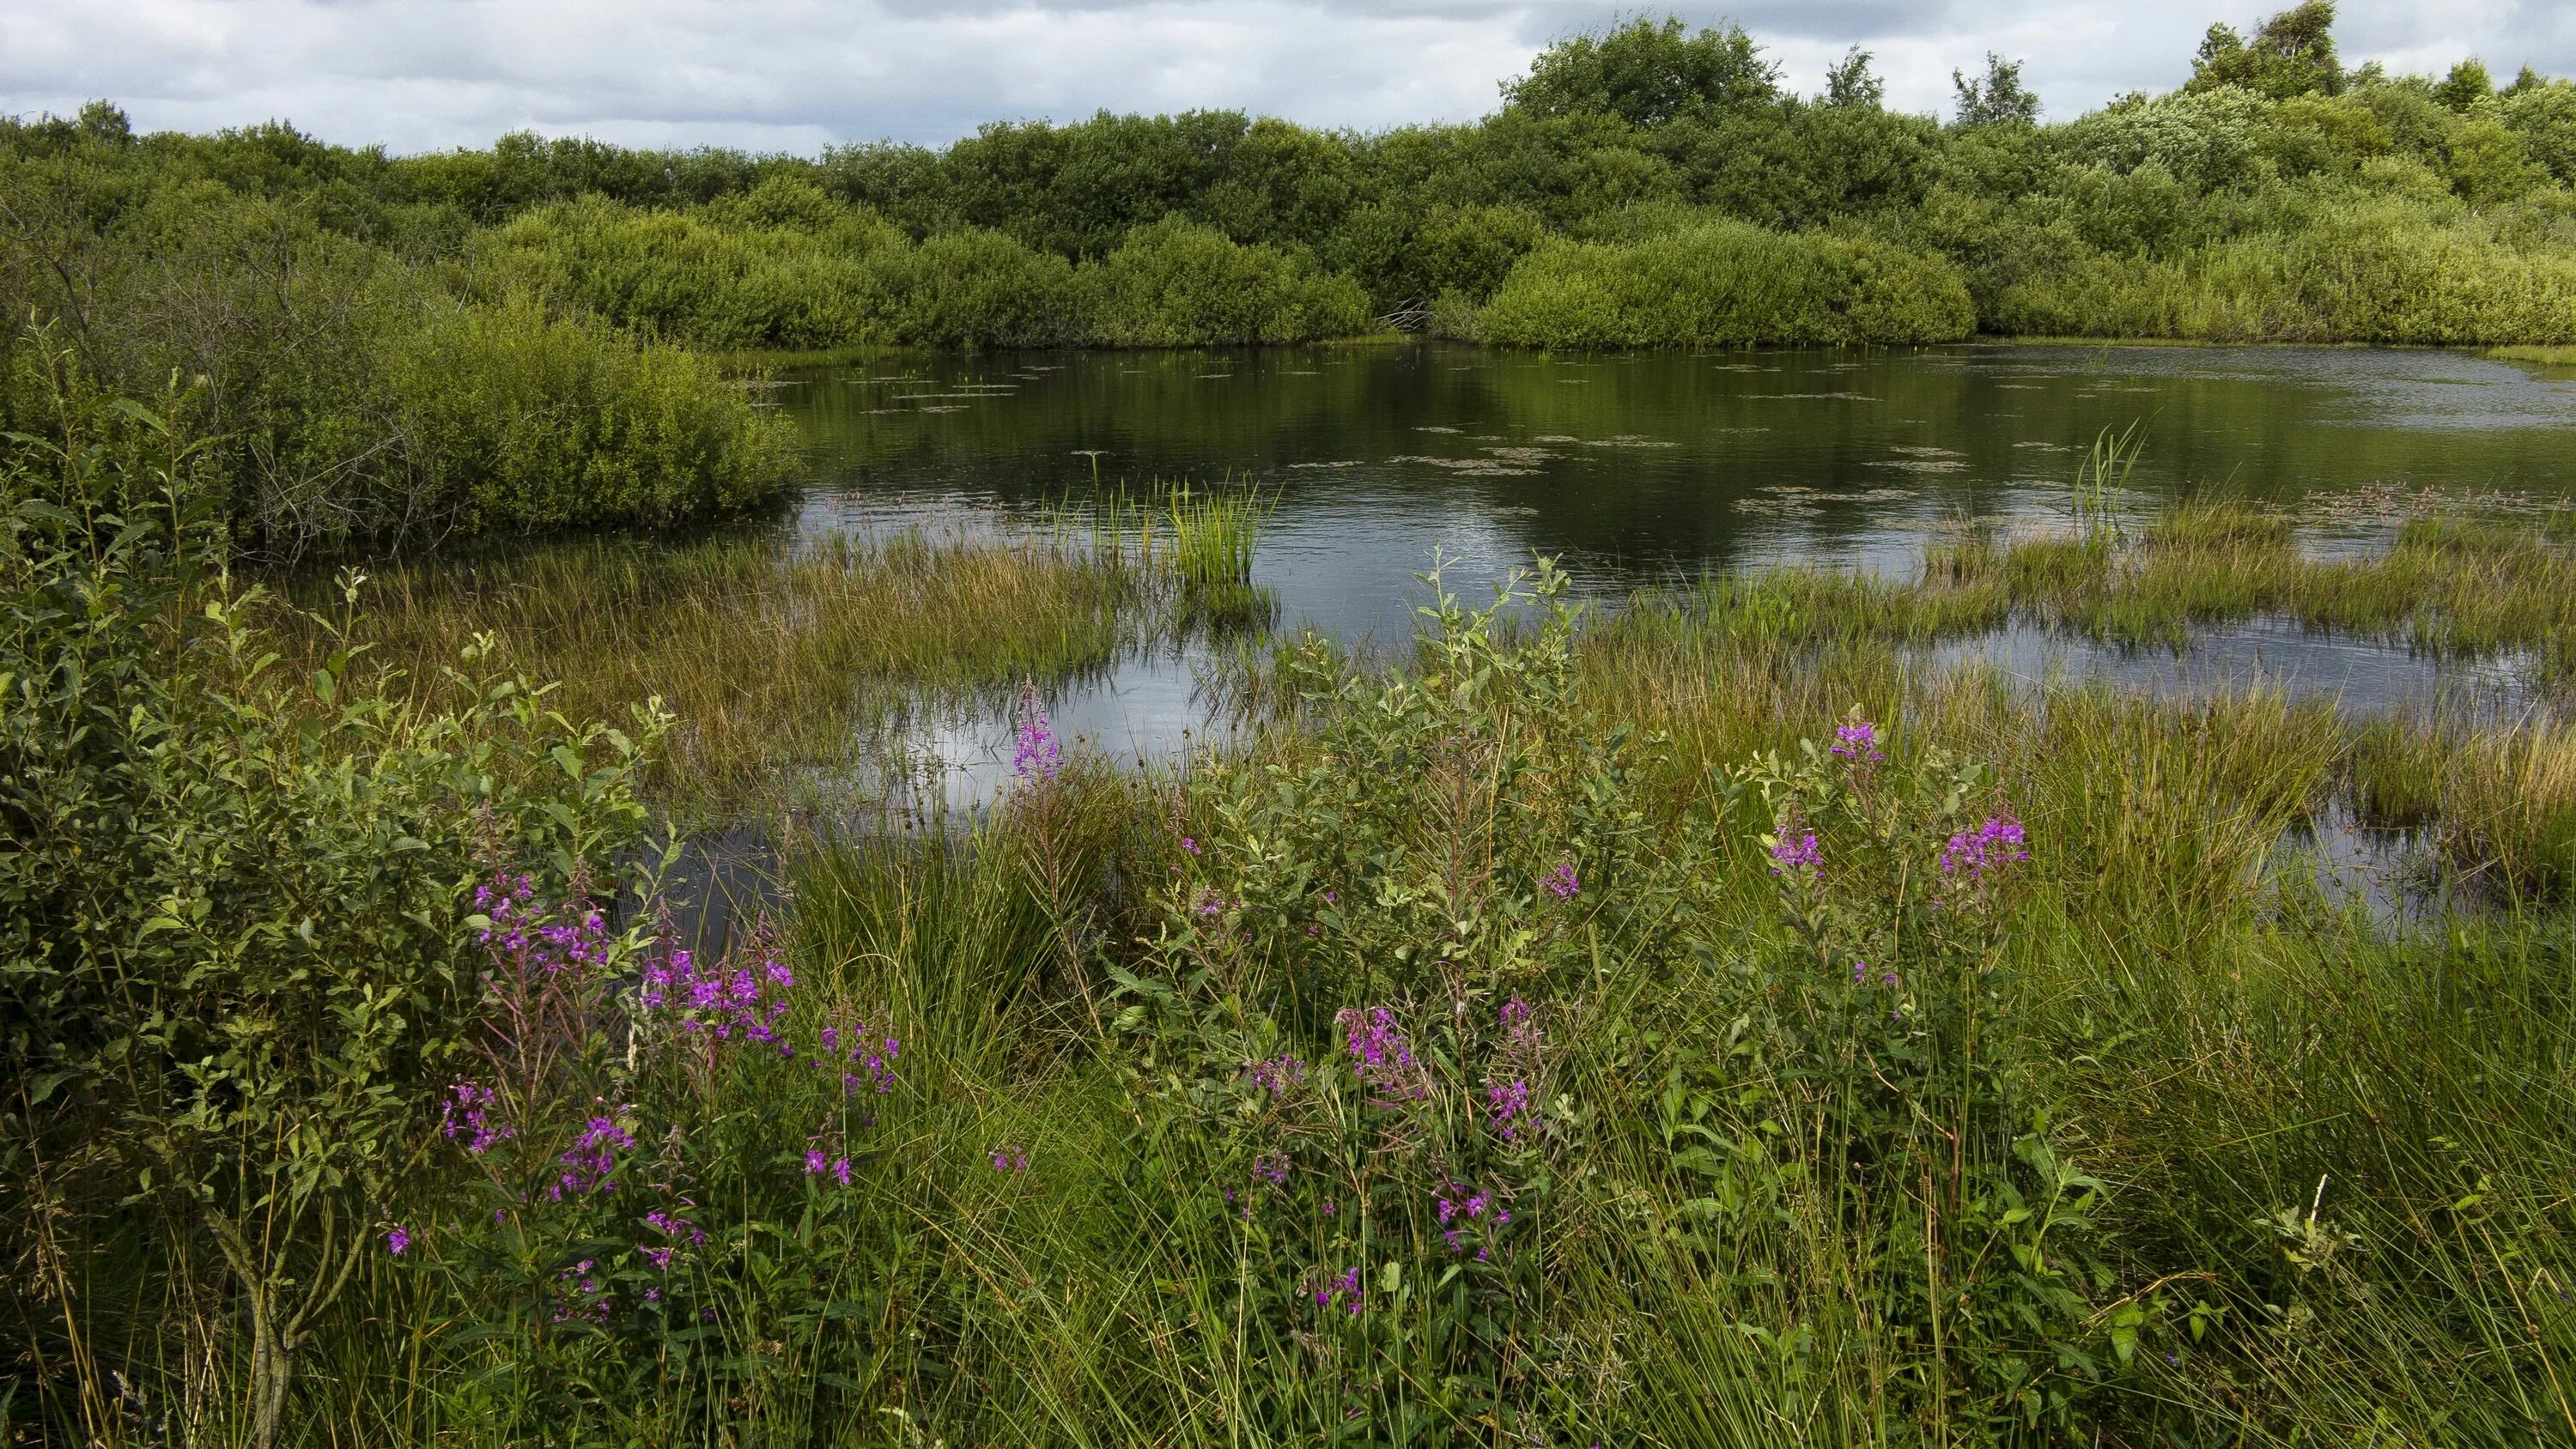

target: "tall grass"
[31,531,2576,1446]
[282,527,1150,816]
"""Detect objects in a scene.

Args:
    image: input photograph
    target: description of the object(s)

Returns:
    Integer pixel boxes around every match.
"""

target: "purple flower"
[1486,1078,1533,1141]
[551,1117,635,1200]
[1770,831,1822,876]
[440,1082,513,1155]
[805,1149,829,1175]
[1244,1055,1306,1096]
[1337,1006,1425,1102]
[1939,813,2031,879]
[1310,1266,1364,1316]
[1251,1151,1289,1186]
[385,1225,410,1257]
[1832,718,1884,762]
[639,940,796,1049]
[1540,862,1580,900]
[1179,836,1200,856]
[991,1145,1030,1173]
[1013,682,1063,781]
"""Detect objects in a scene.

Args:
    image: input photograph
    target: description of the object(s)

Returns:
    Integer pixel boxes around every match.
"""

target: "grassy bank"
[98,559,2564,1448]
[18,415,2576,1440]
[283,525,1154,818]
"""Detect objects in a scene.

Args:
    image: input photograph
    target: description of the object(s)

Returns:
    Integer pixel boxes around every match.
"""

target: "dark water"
[775,343,2576,792]
[658,343,2576,945]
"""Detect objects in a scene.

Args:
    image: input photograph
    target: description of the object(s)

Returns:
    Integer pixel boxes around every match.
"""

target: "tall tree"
[2188,2,2343,99]
[1504,15,1779,128]
[1953,53,2040,127]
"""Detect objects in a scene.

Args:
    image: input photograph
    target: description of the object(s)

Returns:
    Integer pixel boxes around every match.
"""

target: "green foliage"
[1501,15,1780,127]
[15,1,2576,355]
[2187,1,2344,100]
[1086,215,1372,344]
[1953,53,2042,129]
[1986,198,2576,343]
[0,390,660,1443]
[1478,218,1976,348]
[0,137,801,558]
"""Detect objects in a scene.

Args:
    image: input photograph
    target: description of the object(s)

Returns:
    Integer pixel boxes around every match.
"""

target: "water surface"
[779,343,2576,793]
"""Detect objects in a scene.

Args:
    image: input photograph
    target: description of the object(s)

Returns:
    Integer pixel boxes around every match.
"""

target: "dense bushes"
[1478,219,1976,346]
[1989,200,2576,342]
[0,393,662,1445]
[1085,215,1372,343]
[0,140,802,558]
[3,3,2576,530]
[484,200,1369,349]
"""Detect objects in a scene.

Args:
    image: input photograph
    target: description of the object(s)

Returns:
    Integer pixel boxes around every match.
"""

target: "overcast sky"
[4,2,2571,156]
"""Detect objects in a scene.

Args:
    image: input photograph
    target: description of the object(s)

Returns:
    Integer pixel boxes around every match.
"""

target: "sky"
[3,1,2571,157]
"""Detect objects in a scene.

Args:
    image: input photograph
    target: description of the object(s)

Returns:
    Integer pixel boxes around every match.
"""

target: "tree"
[1953,53,2040,128]
[2188,2,2344,100]
[2433,59,2495,112]
[1503,15,1779,128]
[1825,45,1886,109]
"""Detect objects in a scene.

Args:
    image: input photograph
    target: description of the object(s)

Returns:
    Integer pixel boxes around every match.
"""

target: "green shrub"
[881,226,1091,349]
[0,386,662,1445]
[1477,217,1975,347]
[1991,199,2576,342]
[477,192,904,349]
[1085,215,1372,344]
[0,163,803,557]
[383,294,803,534]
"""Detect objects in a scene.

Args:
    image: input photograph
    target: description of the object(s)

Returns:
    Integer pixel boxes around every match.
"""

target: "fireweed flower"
[1244,1055,1306,1096]
[1487,1078,1533,1142]
[640,1209,703,1273]
[1309,1266,1364,1316]
[1436,1187,1514,1256]
[638,941,796,1049]
[1540,862,1580,900]
[1013,682,1063,781]
[384,1225,410,1257]
[1939,813,2031,879]
[1251,1151,1289,1186]
[1179,836,1201,856]
[551,1260,609,1324]
[1770,831,1822,876]
[474,871,613,977]
[1337,1006,1426,1101]
[439,1082,513,1155]
[551,1117,635,1200]
[990,1145,1030,1173]
[1832,719,1885,763]
[817,1020,901,1096]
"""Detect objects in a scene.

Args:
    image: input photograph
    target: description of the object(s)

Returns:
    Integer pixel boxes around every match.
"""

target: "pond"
[777,341,2576,800]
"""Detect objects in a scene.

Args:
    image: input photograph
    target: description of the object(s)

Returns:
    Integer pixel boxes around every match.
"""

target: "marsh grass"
[58,531,2576,1446]
[1718,500,2576,678]
[2492,343,2576,367]
[282,527,1151,818]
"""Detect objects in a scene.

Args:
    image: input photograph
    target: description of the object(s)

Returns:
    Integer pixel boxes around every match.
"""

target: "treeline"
[0,111,802,561]
[6,3,2576,551]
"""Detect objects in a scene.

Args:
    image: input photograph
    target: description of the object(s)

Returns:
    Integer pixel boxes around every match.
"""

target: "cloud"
[2,0,2567,155]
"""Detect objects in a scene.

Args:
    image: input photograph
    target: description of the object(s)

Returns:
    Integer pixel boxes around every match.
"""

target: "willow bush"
[1476,219,1977,347]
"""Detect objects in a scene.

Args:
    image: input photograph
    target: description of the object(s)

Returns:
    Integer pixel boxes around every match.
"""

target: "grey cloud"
[1,0,2565,155]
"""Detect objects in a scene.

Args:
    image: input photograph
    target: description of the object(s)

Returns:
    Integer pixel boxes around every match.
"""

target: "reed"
[279,526,1149,817]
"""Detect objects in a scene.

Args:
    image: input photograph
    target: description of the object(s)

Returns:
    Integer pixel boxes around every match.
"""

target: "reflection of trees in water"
[784,343,2576,587]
